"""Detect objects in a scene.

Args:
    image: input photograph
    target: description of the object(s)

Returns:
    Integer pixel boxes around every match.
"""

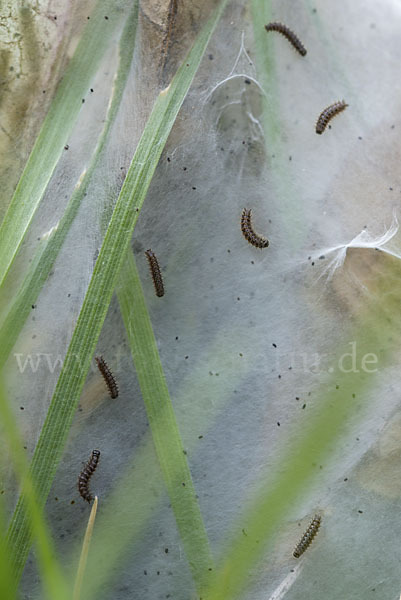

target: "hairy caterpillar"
[78,450,100,503]
[293,514,321,558]
[240,208,269,249]
[95,356,119,399]
[264,22,307,56]
[316,101,348,134]
[145,249,165,297]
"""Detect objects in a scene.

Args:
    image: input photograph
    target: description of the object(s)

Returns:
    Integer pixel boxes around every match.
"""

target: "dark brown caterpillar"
[264,22,307,56]
[78,450,100,503]
[95,356,118,399]
[316,101,348,134]
[241,208,269,249]
[293,514,321,558]
[145,249,164,297]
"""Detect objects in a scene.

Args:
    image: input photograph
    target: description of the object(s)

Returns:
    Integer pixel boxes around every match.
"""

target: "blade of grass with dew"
[116,251,213,592]
[0,383,69,600]
[0,0,139,370]
[73,497,98,600]
[0,0,127,291]
[6,0,229,584]
[203,301,400,600]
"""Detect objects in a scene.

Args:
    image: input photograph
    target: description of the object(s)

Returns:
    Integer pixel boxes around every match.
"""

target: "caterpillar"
[240,208,269,249]
[95,356,119,399]
[145,249,165,297]
[264,22,307,56]
[316,101,348,134]
[293,514,321,558]
[78,450,100,503]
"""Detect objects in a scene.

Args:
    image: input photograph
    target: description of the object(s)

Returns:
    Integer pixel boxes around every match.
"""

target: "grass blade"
[0,382,68,600]
[204,310,397,600]
[0,498,16,600]
[251,0,306,244]
[251,0,277,143]
[0,0,126,290]
[117,251,213,593]
[73,497,98,600]
[6,0,229,584]
[74,329,248,599]
[0,0,139,370]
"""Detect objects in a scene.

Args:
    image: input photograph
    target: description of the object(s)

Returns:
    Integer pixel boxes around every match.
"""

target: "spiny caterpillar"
[240,208,269,249]
[316,101,348,134]
[78,450,100,503]
[264,22,307,56]
[145,249,165,297]
[293,514,321,558]
[95,356,119,399]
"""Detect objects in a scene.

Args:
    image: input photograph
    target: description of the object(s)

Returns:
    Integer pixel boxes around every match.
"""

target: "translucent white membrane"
[4,0,401,598]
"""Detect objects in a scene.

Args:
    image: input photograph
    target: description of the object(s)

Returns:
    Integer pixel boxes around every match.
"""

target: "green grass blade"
[0,382,69,600]
[77,435,165,600]
[204,317,396,600]
[0,0,139,370]
[0,498,16,600]
[75,330,248,599]
[73,497,98,600]
[251,0,277,143]
[251,0,306,244]
[0,0,126,291]
[116,251,213,593]
[6,0,229,583]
